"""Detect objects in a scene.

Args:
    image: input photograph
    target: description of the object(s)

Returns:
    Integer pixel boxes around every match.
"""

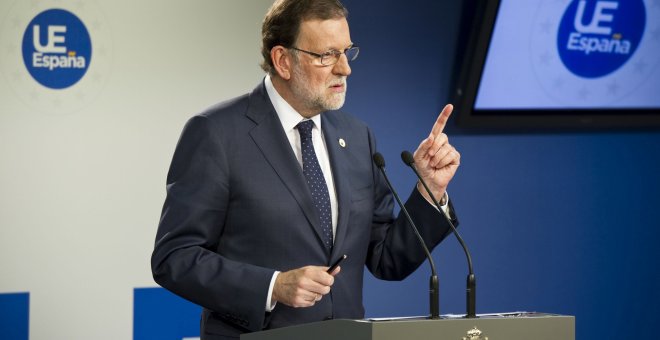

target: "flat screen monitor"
[453,0,660,129]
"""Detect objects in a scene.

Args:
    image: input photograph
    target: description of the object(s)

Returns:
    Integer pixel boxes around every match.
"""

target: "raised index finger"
[430,104,454,138]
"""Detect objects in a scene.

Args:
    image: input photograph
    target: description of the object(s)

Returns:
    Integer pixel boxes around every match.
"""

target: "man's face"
[288,18,352,117]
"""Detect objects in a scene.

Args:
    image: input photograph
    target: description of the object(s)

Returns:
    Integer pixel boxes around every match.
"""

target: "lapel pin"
[338,138,346,148]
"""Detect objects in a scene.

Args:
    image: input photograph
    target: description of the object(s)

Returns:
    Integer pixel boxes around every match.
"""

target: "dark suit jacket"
[151,81,458,339]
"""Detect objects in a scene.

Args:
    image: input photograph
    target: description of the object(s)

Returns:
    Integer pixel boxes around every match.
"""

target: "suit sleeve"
[151,115,272,332]
[364,128,460,281]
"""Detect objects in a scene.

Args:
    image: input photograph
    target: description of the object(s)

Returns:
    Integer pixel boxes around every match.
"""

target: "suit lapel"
[322,113,352,261]
[245,83,327,248]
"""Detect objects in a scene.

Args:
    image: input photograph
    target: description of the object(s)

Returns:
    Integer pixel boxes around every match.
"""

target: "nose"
[332,53,351,77]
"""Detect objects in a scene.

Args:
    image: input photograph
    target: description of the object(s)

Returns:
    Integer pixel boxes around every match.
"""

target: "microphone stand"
[401,151,477,318]
[373,153,440,319]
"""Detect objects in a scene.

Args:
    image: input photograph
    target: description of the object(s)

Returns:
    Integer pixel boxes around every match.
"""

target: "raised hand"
[412,104,461,203]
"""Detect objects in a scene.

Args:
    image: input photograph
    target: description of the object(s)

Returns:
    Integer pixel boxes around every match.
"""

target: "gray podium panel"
[242,313,574,340]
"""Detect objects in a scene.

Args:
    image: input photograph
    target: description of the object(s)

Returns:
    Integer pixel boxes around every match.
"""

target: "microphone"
[401,150,477,318]
[372,152,440,319]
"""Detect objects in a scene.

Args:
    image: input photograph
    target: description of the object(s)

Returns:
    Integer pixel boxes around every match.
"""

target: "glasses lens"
[319,47,359,65]
[345,47,359,62]
[321,51,339,66]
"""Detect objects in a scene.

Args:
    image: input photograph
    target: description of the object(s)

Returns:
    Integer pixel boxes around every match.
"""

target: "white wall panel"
[0,1,274,339]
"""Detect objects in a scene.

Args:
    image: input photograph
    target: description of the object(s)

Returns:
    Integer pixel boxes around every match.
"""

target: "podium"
[241,312,574,340]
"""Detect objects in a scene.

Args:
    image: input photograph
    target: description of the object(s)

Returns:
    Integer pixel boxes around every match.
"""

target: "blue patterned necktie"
[296,120,333,249]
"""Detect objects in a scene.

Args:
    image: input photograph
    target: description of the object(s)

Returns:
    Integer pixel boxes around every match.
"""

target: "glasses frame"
[289,45,359,66]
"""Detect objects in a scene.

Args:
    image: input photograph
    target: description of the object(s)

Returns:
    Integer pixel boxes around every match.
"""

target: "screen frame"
[452,0,660,131]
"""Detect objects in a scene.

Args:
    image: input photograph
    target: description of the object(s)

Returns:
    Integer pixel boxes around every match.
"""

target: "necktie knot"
[296,120,315,140]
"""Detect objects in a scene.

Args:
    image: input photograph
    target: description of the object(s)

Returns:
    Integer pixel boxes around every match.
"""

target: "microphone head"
[373,152,386,168]
[401,151,415,167]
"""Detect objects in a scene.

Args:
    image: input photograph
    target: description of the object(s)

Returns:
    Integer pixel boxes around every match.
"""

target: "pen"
[327,254,347,273]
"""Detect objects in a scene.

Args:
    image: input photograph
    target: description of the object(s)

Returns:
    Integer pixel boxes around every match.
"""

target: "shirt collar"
[264,75,321,133]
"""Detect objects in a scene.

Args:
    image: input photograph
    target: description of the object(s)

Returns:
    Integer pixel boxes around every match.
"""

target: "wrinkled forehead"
[296,18,352,51]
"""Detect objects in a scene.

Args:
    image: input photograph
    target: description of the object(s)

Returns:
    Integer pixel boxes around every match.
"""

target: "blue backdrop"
[342,0,660,339]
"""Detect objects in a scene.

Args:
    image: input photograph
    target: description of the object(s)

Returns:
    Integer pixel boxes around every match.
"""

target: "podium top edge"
[362,312,573,323]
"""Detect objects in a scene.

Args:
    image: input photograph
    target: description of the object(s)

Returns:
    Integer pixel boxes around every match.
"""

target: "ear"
[271,46,292,80]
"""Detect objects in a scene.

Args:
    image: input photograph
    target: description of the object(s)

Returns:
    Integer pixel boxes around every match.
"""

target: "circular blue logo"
[22,9,92,89]
[557,0,645,78]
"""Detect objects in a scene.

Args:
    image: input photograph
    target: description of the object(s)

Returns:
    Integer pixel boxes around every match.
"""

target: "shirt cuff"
[438,193,450,217]
[416,184,450,217]
[266,271,279,312]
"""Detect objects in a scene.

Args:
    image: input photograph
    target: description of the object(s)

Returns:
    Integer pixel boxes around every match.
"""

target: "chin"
[324,96,346,111]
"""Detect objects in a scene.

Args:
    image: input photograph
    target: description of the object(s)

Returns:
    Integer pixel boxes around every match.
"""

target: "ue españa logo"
[557,0,646,78]
[21,9,92,89]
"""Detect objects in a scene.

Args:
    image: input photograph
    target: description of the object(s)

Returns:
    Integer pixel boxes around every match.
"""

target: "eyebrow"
[324,43,354,52]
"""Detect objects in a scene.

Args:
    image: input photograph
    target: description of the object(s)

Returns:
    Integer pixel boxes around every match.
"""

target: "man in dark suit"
[151,0,461,339]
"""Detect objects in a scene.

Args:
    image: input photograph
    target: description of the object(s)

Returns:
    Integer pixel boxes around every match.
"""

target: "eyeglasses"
[289,45,359,66]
